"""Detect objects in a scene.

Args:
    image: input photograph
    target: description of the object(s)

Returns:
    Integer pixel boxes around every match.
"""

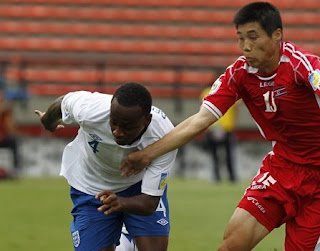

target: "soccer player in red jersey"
[120,2,320,250]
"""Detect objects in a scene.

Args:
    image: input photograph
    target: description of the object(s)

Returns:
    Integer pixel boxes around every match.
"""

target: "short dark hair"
[112,82,152,115]
[233,2,282,37]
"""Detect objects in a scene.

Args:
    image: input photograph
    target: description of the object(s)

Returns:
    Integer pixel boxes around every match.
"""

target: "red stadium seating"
[8,0,320,9]
[0,37,242,55]
[1,54,237,68]
[1,0,318,139]
[1,21,319,42]
[6,68,215,85]
[27,84,207,99]
[5,63,216,98]
[0,5,319,26]
[0,0,318,100]
[1,37,319,55]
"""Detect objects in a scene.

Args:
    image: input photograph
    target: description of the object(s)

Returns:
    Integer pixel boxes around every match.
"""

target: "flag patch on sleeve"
[158,173,168,190]
[309,69,320,91]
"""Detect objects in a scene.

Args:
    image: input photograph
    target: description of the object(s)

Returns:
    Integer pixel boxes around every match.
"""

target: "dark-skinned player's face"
[110,97,151,145]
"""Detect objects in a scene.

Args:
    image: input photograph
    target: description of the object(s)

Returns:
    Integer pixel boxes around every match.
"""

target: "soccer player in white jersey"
[120,2,320,250]
[35,82,177,251]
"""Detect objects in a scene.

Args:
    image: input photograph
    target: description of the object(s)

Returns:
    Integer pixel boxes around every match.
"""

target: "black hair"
[112,82,152,115]
[233,2,282,37]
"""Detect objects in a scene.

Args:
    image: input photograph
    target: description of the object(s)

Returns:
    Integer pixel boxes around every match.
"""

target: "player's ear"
[273,28,282,42]
[144,114,152,126]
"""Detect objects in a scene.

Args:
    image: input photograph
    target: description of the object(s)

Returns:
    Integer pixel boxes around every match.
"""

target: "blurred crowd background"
[0,0,318,181]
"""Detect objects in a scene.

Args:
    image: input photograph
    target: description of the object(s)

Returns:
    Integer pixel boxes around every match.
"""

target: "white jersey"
[60,91,177,196]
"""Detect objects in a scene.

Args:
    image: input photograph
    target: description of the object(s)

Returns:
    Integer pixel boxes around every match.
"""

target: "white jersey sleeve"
[140,106,178,196]
[61,91,94,125]
[141,151,177,196]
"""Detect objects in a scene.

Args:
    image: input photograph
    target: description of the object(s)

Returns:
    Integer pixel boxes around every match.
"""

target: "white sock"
[115,233,136,251]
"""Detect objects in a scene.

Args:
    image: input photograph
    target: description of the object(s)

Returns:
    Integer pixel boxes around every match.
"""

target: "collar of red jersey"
[247,55,290,74]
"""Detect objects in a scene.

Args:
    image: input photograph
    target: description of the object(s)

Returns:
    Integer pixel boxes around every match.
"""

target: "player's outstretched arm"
[120,106,217,176]
[34,95,65,132]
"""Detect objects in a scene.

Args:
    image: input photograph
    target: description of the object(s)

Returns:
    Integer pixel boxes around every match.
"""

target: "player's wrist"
[137,149,153,167]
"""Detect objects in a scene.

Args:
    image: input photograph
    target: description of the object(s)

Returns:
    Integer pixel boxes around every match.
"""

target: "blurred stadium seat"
[0,0,318,138]
[0,1,318,95]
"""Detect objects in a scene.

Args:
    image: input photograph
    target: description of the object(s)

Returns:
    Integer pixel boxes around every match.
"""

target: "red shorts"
[238,153,320,250]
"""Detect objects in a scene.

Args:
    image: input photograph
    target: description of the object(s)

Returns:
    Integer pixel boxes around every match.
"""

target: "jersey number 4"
[88,140,99,153]
[156,198,167,217]
[263,91,277,112]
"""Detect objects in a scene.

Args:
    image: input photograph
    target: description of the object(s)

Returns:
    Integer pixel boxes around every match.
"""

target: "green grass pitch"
[0,177,284,250]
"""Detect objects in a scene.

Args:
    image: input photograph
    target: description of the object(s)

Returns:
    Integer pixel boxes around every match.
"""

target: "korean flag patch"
[309,69,320,91]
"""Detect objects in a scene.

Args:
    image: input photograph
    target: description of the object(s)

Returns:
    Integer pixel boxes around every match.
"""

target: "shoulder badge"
[309,69,320,91]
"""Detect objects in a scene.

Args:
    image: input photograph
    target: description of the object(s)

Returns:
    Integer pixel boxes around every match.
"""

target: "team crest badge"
[72,230,80,248]
[209,79,222,95]
[309,69,320,91]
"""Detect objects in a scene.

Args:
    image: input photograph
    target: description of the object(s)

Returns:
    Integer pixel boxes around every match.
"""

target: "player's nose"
[112,126,125,137]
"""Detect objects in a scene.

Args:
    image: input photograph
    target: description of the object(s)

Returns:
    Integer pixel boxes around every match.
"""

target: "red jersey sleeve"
[203,62,241,119]
[284,42,320,97]
[306,58,320,97]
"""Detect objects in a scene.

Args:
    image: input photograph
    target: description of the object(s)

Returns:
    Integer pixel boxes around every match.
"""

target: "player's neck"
[258,43,281,74]
[259,56,281,75]
[128,125,149,145]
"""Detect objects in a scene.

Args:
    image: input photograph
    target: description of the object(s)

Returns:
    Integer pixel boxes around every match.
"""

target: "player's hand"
[34,109,65,132]
[96,191,123,215]
[120,151,151,177]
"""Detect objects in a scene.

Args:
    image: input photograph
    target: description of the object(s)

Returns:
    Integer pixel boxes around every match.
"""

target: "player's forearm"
[120,194,160,216]
[142,108,215,162]
[145,115,201,161]
[121,107,216,176]
[41,96,64,131]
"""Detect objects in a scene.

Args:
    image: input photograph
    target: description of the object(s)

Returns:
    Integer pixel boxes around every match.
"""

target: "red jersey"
[204,41,320,166]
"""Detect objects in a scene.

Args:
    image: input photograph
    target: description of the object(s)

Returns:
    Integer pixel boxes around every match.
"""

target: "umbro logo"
[157,218,169,226]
